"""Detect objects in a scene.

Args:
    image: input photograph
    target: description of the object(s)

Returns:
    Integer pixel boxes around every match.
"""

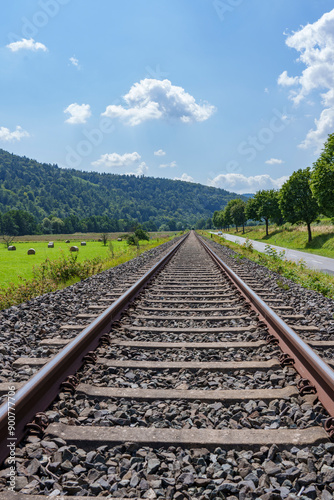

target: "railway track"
[1,231,334,499]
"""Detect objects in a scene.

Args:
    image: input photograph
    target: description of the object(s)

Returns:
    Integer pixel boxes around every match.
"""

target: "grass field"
[224,224,334,259]
[0,233,173,288]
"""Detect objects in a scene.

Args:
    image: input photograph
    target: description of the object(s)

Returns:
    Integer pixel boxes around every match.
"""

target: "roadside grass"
[0,234,175,310]
[200,231,334,299]
[223,224,334,259]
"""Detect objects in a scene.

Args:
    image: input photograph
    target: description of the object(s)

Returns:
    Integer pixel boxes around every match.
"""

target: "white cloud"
[159,161,177,168]
[0,125,30,142]
[126,161,149,176]
[279,9,334,150]
[6,38,47,52]
[265,158,284,165]
[174,173,194,182]
[300,105,334,151]
[102,78,216,126]
[92,152,141,168]
[208,173,288,194]
[277,71,299,87]
[64,103,91,124]
[69,56,80,68]
[154,149,166,156]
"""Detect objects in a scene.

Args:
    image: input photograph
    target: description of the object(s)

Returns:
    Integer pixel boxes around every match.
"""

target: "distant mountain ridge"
[0,149,244,229]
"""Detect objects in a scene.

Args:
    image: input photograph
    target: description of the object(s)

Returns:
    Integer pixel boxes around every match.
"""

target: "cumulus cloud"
[92,152,141,168]
[160,161,177,168]
[154,149,166,156]
[64,103,91,124]
[0,125,30,142]
[208,173,288,194]
[265,158,284,165]
[174,173,194,182]
[300,91,334,150]
[7,38,47,52]
[69,56,80,68]
[125,162,149,176]
[279,9,334,150]
[277,71,299,87]
[102,79,216,126]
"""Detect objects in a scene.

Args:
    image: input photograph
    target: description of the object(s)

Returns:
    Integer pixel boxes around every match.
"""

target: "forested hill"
[0,149,241,230]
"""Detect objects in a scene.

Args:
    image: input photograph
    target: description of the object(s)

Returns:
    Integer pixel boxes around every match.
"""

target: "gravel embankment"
[0,237,182,384]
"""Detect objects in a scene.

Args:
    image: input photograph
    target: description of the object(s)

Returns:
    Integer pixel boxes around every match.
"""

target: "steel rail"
[0,233,188,465]
[197,232,334,420]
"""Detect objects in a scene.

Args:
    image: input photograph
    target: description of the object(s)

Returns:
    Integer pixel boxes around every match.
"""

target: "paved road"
[212,233,334,275]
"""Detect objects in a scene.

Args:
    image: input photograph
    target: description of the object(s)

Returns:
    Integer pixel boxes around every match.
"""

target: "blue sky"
[1,0,334,193]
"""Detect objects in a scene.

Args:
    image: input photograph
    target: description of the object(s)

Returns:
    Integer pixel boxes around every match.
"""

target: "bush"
[127,234,139,246]
[33,251,103,284]
[241,238,253,252]
[135,227,149,241]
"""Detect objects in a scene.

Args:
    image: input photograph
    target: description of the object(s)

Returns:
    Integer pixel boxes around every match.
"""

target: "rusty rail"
[197,233,334,420]
[0,233,188,465]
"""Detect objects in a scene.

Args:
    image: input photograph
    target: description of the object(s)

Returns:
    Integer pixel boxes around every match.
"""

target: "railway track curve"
[1,230,334,499]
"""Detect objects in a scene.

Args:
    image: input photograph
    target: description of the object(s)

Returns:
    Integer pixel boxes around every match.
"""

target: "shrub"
[135,227,149,241]
[127,234,139,246]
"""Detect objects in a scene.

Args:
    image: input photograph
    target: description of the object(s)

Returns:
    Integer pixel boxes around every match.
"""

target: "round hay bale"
[81,241,86,246]
[117,238,122,241]
[98,238,103,242]
[65,240,70,243]
[8,246,16,251]
[70,246,79,252]
[27,248,36,255]
[48,242,54,248]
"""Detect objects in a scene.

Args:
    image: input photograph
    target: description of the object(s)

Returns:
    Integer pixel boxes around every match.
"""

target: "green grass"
[0,233,177,310]
[224,224,334,259]
[0,233,173,287]
[201,231,334,299]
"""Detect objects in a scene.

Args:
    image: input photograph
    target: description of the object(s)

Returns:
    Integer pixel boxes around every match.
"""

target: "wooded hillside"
[0,149,242,231]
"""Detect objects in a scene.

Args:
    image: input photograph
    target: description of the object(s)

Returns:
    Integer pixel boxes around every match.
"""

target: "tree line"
[0,211,179,237]
[213,133,334,242]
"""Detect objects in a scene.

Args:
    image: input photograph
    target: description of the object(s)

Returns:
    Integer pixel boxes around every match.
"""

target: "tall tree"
[311,133,334,216]
[247,190,281,236]
[224,199,241,231]
[213,210,225,229]
[279,168,319,242]
[230,199,246,233]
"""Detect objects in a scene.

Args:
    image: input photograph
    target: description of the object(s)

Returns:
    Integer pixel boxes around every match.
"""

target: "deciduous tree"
[311,133,334,216]
[230,199,247,233]
[279,168,319,242]
[246,190,281,236]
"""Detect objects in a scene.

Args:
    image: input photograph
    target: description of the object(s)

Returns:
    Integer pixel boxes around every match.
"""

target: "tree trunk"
[236,225,238,233]
[242,223,245,234]
[265,218,269,236]
[307,222,312,242]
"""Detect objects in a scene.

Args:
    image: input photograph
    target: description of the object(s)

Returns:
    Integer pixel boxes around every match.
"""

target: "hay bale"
[81,241,86,246]
[48,242,54,248]
[117,238,122,241]
[27,248,36,255]
[8,246,16,251]
[70,246,79,252]
[65,240,70,243]
[98,238,103,242]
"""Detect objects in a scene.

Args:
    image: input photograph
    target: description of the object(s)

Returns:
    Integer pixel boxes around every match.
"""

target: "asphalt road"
[212,233,334,275]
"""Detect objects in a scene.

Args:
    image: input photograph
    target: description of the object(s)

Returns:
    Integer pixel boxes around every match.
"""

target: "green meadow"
[0,233,173,289]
